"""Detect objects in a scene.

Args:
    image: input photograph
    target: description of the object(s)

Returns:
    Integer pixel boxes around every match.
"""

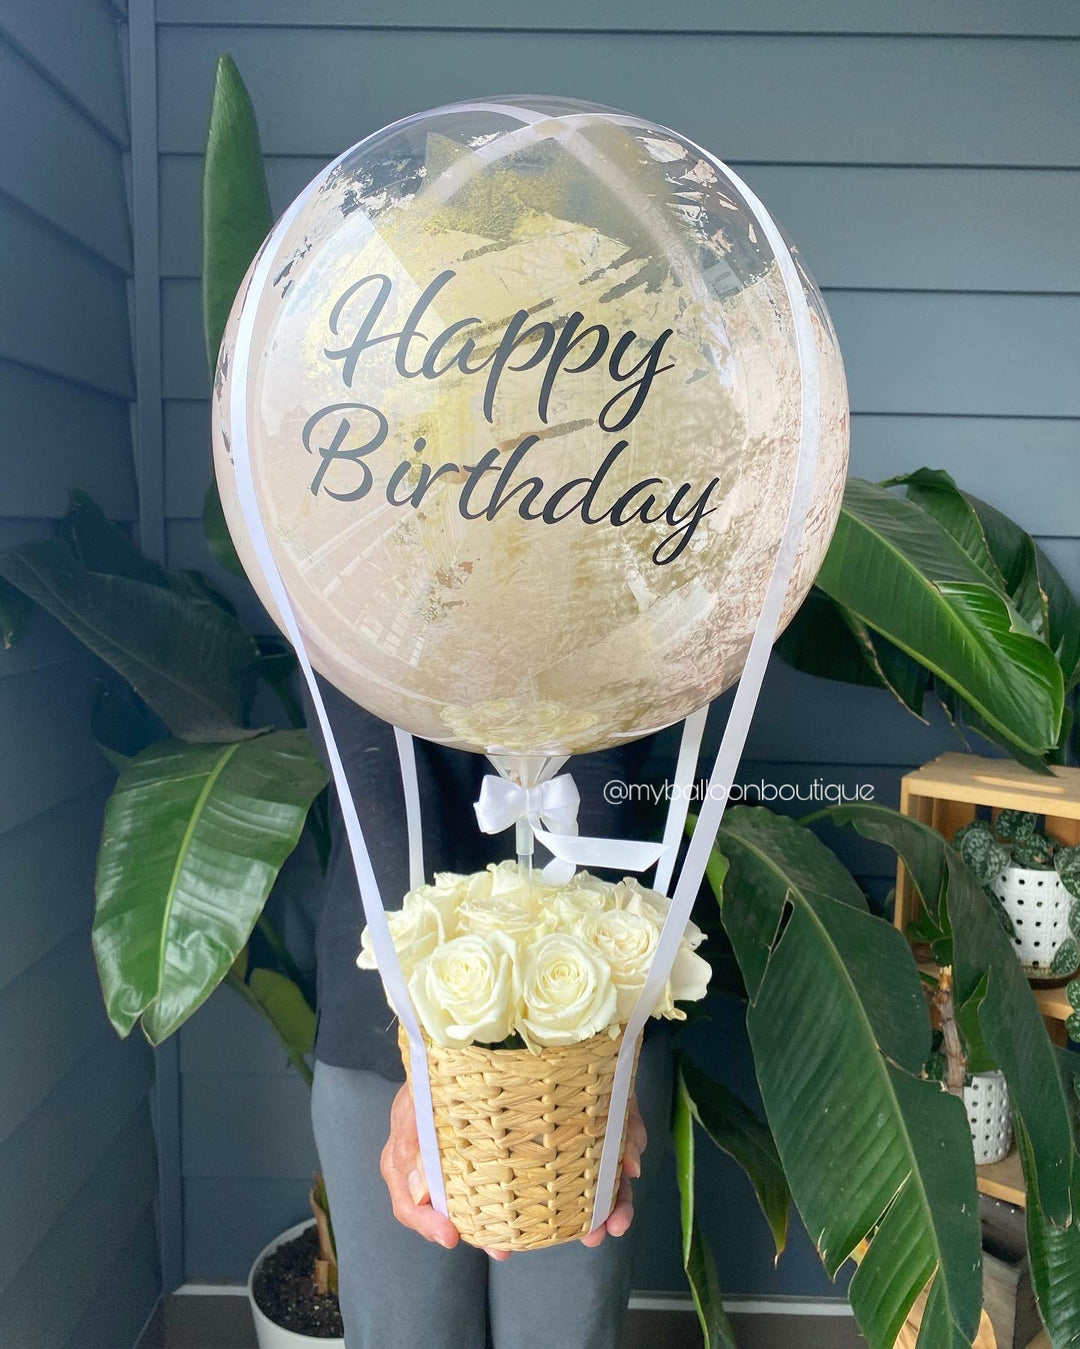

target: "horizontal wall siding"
[152,1,1080,1303]
[155,1,1080,35]
[0,7,158,1347]
[157,28,1080,165]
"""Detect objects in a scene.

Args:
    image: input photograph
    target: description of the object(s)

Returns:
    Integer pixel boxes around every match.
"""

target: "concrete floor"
[142,1292,866,1349]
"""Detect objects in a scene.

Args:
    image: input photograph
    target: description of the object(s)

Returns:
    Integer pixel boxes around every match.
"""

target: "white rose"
[355,891,448,977]
[519,933,618,1049]
[616,877,708,956]
[610,879,711,1017]
[669,943,711,1006]
[457,862,543,940]
[577,905,660,1019]
[408,932,519,1048]
[547,877,617,928]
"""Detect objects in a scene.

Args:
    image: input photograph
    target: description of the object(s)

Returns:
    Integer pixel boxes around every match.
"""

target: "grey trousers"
[311,1033,672,1349]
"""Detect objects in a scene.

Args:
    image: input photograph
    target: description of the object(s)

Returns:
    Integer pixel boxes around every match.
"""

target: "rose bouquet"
[356,861,710,1047]
[357,862,710,1250]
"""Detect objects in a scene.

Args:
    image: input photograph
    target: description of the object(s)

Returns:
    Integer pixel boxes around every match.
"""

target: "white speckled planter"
[964,1071,1012,1166]
[248,1221,344,1349]
[991,863,1073,977]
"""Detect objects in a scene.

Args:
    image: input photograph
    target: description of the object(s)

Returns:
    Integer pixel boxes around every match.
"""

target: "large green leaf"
[678,1055,790,1257]
[58,489,171,589]
[816,478,1063,757]
[1016,1118,1080,1347]
[202,54,272,368]
[884,469,1008,592]
[0,575,31,649]
[891,469,1080,697]
[936,682,1055,777]
[966,494,1080,692]
[817,803,1077,1225]
[777,588,929,717]
[230,966,316,1087]
[713,807,983,1348]
[0,537,259,742]
[673,1064,737,1349]
[93,731,328,1044]
[203,478,246,577]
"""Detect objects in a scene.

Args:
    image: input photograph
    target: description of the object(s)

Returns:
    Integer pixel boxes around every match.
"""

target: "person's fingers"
[621,1095,648,1179]
[379,1088,460,1249]
[579,1223,607,1248]
[604,1174,635,1239]
[486,1248,512,1261]
[628,1096,648,1160]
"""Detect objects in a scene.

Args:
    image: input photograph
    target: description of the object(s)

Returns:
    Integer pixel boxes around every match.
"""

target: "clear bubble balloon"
[213,96,849,757]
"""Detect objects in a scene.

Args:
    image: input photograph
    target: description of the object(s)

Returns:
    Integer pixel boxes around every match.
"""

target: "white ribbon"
[586,123,824,1230]
[473,773,666,885]
[394,726,425,892]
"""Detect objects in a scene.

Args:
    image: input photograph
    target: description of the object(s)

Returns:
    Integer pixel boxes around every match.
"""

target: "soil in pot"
[252,1225,344,1339]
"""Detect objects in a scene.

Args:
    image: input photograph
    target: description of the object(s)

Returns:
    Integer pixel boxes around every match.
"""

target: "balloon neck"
[486,751,569,878]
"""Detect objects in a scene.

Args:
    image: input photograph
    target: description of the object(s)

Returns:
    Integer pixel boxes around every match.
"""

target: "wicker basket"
[398,1025,642,1251]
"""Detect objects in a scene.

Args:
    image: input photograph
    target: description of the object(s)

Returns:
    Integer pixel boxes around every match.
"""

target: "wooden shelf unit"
[897,753,1080,1213]
[896,752,1080,934]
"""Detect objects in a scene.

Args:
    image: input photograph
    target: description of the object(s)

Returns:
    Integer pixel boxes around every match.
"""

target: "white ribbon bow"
[473,772,667,884]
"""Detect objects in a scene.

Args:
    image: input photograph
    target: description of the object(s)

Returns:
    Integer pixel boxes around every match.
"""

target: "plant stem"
[225,967,314,1088]
[933,966,966,1097]
[256,912,313,1002]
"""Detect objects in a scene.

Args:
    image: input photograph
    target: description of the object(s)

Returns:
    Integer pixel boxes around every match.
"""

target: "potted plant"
[674,802,1080,1348]
[0,483,344,1343]
[248,1180,342,1347]
[951,811,1080,980]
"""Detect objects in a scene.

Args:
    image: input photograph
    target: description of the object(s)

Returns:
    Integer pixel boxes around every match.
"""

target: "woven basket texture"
[399,1025,641,1251]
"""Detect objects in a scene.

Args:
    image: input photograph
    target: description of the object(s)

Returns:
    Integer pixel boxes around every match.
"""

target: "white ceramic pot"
[991,863,1073,977]
[964,1071,1012,1166]
[248,1220,345,1349]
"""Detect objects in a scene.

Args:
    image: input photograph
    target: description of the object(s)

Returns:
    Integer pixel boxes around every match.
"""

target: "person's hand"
[380,1083,647,1260]
[579,1093,647,1249]
[380,1083,460,1251]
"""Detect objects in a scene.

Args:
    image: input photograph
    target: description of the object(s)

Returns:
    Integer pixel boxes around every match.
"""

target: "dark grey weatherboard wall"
[144,0,1080,1296]
[0,2,161,1346]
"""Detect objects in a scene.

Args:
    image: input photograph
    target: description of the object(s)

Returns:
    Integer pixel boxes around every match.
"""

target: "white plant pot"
[964,1071,1012,1166]
[248,1220,345,1349]
[990,863,1073,978]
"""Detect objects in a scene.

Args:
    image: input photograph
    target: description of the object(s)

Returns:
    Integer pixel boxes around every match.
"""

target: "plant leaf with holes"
[710,807,982,1347]
[93,731,328,1044]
